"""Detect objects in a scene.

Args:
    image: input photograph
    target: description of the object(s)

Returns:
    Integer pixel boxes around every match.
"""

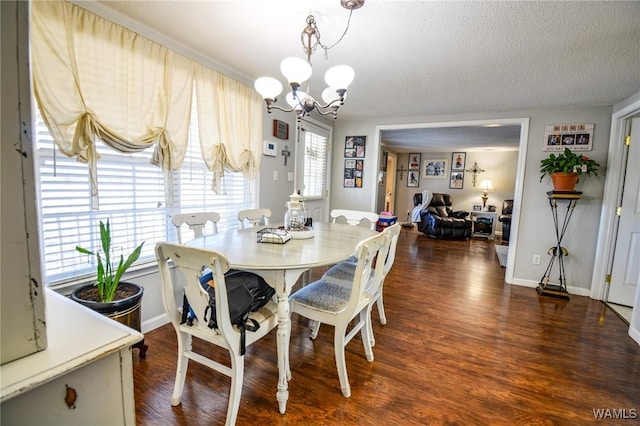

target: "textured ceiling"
[81,1,640,151]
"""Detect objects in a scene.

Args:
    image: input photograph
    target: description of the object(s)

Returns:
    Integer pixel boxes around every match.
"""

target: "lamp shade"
[321,87,347,105]
[286,90,307,109]
[478,179,494,192]
[254,77,283,100]
[280,57,312,85]
[324,65,355,89]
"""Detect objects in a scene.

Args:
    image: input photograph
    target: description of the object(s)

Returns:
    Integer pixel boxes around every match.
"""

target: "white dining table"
[185,222,377,414]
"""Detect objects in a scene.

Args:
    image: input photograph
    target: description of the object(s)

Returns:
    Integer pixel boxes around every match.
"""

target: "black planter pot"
[71,282,148,358]
[71,281,143,314]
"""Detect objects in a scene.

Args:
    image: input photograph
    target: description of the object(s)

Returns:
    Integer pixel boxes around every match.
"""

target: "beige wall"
[394,150,518,233]
[331,106,612,294]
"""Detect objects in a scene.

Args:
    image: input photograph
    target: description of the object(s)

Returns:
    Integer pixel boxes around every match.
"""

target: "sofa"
[499,199,513,242]
[416,193,472,239]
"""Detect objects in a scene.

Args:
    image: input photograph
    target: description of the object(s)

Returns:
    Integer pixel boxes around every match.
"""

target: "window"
[298,121,329,199]
[34,97,255,286]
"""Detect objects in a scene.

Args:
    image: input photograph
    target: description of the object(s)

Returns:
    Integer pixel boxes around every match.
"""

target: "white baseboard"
[507,277,591,297]
[508,278,537,288]
[629,326,640,346]
[141,313,170,333]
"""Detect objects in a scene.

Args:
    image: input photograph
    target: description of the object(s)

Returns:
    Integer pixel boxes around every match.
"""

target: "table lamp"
[478,179,494,211]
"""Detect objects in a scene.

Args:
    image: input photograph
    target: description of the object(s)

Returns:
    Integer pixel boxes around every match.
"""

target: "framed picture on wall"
[451,152,466,170]
[345,136,366,158]
[407,170,420,187]
[449,171,464,189]
[422,158,448,178]
[344,159,363,188]
[272,119,289,140]
[408,153,421,170]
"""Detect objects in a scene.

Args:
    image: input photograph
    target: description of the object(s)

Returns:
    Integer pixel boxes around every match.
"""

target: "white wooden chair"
[319,223,401,346]
[330,209,379,230]
[171,211,221,243]
[289,231,389,397]
[237,208,271,229]
[155,242,278,426]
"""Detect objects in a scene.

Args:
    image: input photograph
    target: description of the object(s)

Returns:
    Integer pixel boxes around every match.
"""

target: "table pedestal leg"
[276,291,290,414]
[274,269,302,414]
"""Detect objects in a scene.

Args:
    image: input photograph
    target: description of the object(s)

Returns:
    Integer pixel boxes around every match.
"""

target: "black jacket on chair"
[417,193,472,239]
[499,200,513,242]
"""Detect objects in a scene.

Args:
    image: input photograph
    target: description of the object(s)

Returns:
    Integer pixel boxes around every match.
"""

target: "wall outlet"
[532,254,541,265]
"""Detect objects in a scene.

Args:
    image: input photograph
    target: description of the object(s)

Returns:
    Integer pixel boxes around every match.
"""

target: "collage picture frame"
[344,135,366,158]
[344,136,366,188]
[343,159,364,188]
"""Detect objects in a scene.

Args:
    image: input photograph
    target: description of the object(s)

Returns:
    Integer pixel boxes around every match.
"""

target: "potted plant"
[72,219,147,357]
[539,148,600,191]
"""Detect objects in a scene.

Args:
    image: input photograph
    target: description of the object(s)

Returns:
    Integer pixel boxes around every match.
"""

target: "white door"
[608,117,640,306]
[385,154,397,214]
[294,119,331,223]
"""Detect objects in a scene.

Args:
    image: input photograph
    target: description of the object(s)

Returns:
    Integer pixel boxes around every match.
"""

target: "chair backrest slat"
[171,211,221,243]
[330,209,379,231]
[155,242,234,336]
[348,232,388,312]
[237,208,272,229]
[381,223,401,278]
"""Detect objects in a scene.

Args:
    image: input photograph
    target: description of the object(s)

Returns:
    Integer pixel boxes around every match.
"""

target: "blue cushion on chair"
[290,279,351,312]
[322,262,357,286]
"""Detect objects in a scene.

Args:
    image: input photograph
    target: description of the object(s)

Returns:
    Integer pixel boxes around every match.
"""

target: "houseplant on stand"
[73,219,148,358]
[539,148,600,191]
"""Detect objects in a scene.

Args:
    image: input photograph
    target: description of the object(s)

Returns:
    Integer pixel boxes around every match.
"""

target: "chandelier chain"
[254,1,363,121]
[302,10,355,62]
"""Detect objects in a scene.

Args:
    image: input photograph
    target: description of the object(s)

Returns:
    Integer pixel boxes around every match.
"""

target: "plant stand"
[537,191,581,300]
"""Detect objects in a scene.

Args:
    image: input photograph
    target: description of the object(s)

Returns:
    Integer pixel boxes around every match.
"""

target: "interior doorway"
[590,96,640,344]
[371,118,530,285]
[607,116,639,308]
[384,153,396,214]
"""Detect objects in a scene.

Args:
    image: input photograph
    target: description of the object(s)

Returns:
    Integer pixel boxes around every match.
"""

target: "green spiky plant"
[76,220,144,302]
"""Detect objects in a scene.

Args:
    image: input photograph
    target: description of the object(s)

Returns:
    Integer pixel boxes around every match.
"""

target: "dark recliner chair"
[417,193,472,239]
[499,200,513,243]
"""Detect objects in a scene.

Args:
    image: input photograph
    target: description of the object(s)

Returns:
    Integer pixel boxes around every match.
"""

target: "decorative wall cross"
[396,164,407,180]
[465,161,485,187]
[281,145,290,166]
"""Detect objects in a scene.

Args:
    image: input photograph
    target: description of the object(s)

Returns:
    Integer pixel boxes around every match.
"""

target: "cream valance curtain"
[195,64,263,193]
[31,1,223,208]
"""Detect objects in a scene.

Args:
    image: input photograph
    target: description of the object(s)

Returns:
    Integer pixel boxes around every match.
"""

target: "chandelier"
[254,0,364,121]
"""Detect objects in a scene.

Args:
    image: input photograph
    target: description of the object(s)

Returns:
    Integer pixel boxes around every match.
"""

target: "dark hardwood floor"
[133,228,640,425]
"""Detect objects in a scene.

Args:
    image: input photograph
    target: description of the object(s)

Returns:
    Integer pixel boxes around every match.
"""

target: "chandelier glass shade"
[254,57,354,120]
[254,1,363,120]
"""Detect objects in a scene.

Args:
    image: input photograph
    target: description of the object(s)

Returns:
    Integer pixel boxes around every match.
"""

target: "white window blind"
[301,125,328,198]
[35,95,254,286]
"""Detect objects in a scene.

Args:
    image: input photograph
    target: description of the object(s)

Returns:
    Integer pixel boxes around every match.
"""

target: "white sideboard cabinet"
[1,289,143,425]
